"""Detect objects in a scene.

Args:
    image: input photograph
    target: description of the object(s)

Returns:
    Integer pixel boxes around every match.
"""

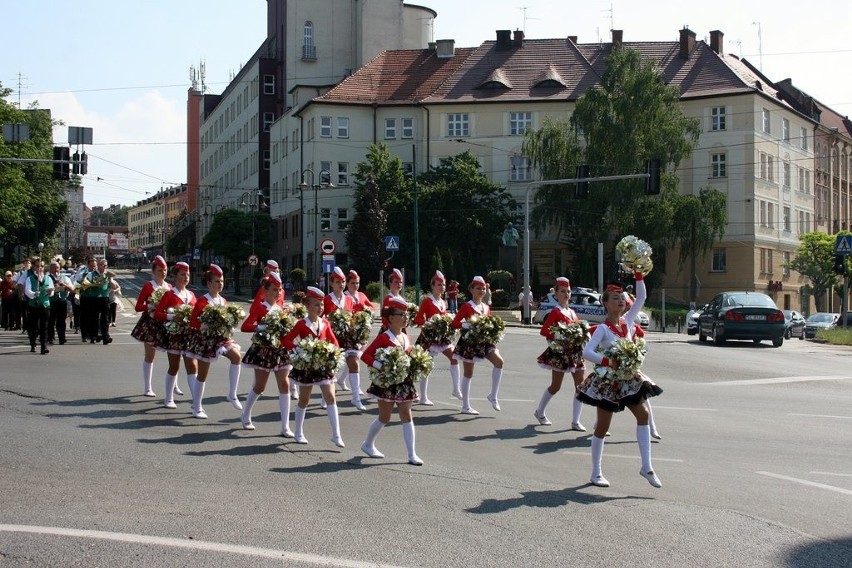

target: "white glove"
[461,322,470,329]
[372,361,382,370]
[256,324,267,331]
[167,314,175,321]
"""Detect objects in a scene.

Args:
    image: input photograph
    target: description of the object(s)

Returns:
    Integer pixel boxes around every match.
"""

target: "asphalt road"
[1,271,851,567]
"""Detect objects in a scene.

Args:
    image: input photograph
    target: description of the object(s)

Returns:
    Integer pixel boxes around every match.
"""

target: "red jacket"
[189,294,228,330]
[414,295,447,326]
[251,277,285,312]
[242,301,277,333]
[282,317,339,350]
[323,292,355,316]
[345,290,375,312]
[153,288,196,322]
[361,330,412,368]
[451,301,491,329]
[135,280,171,313]
[539,306,580,340]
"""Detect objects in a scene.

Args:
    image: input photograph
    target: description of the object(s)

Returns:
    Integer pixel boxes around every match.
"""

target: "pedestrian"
[85,259,118,345]
[184,264,243,419]
[153,262,198,412]
[108,277,122,327]
[15,258,32,333]
[130,255,173,397]
[360,296,424,465]
[451,275,504,415]
[77,257,98,342]
[239,271,294,436]
[24,258,53,354]
[324,266,367,410]
[281,286,344,447]
[577,272,663,488]
[534,277,587,430]
[413,270,462,403]
[47,261,73,345]
[1,270,16,331]
[446,280,459,314]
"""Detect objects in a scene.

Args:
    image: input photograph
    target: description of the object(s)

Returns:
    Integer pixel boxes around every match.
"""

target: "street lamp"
[300,168,334,283]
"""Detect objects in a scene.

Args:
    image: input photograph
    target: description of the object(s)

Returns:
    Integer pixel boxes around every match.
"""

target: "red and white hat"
[268,272,282,286]
[208,264,223,278]
[470,275,486,288]
[331,266,346,281]
[433,270,446,284]
[347,269,360,281]
[265,259,279,271]
[390,268,403,283]
[306,286,325,301]
[152,255,167,270]
[555,277,571,288]
[388,296,409,311]
[174,262,190,274]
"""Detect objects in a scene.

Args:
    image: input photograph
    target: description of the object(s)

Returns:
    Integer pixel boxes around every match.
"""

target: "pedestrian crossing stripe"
[384,236,400,251]
[836,235,852,255]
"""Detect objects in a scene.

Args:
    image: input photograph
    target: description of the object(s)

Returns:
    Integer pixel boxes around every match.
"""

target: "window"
[337,208,350,231]
[401,118,414,139]
[711,153,726,178]
[760,248,774,274]
[447,113,469,137]
[800,127,808,151]
[292,214,298,238]
[282,218,287,238]
[263,75,275,95]
[711,107,726,131]
[782,252,791,276]
[510,112,532,135]
[762,108,771,133]
[263,112,274,132]
[337,162,349,186]
[320,162,332,185]
[711,248,727,272]
[263,150,270,171]
[782,118,790,142]
[320,208,331,231]
[402,162,414,177]
[337,117,349,138]
[303,22,316,59]
[320,117,331,138]
[385,118,397,139]
[510,156,531,181]
[783,159,791,189]
[783,206,791,231]
[759,153,768,180]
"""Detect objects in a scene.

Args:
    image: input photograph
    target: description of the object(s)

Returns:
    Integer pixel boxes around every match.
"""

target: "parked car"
[697,291,786,347]
[804,312,839,338]
[686,305,706,335]
[532,288,650,328]
[782,310,806,340]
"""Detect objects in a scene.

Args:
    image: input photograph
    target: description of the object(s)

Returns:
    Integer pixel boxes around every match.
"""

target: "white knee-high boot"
[536,389,553,415]
[227,364,242,409]
[419,375,433,405]
[590,435,608,486]
[350,373,366,410]
[293,406,308,443]
[449,364,461,398]
[402,421,423,465]
[571,397,586,431]
[647,400,661,439]
[278,394,293,437]
[142,361,155,396]
[361,418,385,458]
[192,379,207,418]
[460,376,478,415]
[487,367,503,410]
[637,425,662,487]
[163,373,177,408]
[186,373,198,403]
[327,403,344,447]
[241,390,260,429]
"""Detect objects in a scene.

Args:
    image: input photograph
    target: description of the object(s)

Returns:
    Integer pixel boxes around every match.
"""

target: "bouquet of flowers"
[548,320,590,352]
[350,309,374,346]
[369,346,411,388]
[165,304,193,335]
[327,309,353,343]
[593,336,647,384]
[463,314,506,345]
[406,302,418,322]
[408,345,434,382]
[616,235,653,276]
[199,304,245,338]
[289,302,308,320]
[252,309,297,348]
[420,313,456,345]
[147,287,168,311]
[290,336,344,377]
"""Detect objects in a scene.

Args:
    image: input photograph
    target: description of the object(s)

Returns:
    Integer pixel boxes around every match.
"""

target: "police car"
[533,287,650,328]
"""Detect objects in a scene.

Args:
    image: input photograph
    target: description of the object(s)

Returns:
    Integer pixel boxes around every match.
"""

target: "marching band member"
[47,261,73,346]
[360,296,423,465]
[130,255,172,397]
[153,262,197,412]
[413,270,461,404]
[324,267,366,410]
[24,258,54,354]
[451,276,504,415]
[534,277,586,430]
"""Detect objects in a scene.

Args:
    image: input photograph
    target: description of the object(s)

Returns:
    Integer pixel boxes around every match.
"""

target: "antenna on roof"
[751,21,763,70]
[731,39,743,58]
[518,6,539,34]
[604,2,614,32]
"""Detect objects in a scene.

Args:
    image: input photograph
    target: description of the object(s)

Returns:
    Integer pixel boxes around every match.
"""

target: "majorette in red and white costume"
[325,266,368,409]
[251,259,285,310]
[130,254,172,398]
[413,270,461,404]
[152,262,197,409]
[344,269,376,313]
[380,268,405,331]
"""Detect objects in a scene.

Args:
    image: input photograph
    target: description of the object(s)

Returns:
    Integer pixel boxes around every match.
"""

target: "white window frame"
[510,156,532,181]
[711,107,726,131]
[447,113,469,137]
[762,108,771,134]
[337,117,349,139]
[711,248,727,272]
[320,208,331,232]
[782,159,791,189]
[510,111,532,136]
[337,208,350,232]
[263,112,274,132]
[320,117,332,138]
[782,118,790,142]
[711,152,726,178]
[800,127,808,151]
[384,118,397,140]
[263,75,275,95]
[337,162,349,186]
[401,118,414,139]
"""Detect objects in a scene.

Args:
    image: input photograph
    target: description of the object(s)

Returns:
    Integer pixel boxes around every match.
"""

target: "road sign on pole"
[320,239,336,255]
[322,259,335,274]
[835,235,852,256]
[248,254,259,266]
[384,236,400,251]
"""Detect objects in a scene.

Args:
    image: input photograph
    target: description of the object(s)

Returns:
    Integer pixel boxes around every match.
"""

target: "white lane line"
[563,451,683,463]
[706,376,852,386]
[810,472,852,478]
[0,524,407,567]
[649,406,717,411]
[788,413,852,420]
[756,472,852,496]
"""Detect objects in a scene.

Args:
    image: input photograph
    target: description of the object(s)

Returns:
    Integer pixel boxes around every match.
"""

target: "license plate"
[745,314,765,321]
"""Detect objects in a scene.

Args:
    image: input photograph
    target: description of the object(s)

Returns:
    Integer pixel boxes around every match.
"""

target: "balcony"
[302,44,316,61]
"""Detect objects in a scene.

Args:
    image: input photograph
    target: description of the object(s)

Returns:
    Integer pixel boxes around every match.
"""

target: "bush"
[818,327,852,345]
[290,268,306,290]
[487,270,514,292]
[365,281,381,302]
[491,288,510,308]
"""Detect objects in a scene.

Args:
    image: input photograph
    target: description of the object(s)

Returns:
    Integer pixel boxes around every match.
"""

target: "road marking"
[788,413,852,420]
[562,451,683,463]
[0,524,407,567]
[650,406,717,411]
[756,472,852,496]
[706,376,852,386]
[810,472,852,478]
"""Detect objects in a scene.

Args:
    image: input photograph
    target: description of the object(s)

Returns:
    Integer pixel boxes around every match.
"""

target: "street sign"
[835,235,852,256]
[322,259,335,274]
[320,238,336,255]
[248,254,259,266]
[193,247,201,260]
[322,254,335,261]
[384,235,400,251]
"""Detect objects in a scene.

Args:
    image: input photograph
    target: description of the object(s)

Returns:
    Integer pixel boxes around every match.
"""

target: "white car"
[533,288,650,328]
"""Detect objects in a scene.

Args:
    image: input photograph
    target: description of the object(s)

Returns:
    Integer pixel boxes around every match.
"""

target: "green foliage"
[365,281,382,301]
[788,232,849,311]
[290,268,306,287]
[491,288,510,308]
[487,270,514,292]
[817,327,852,346]
[200,208,272,293]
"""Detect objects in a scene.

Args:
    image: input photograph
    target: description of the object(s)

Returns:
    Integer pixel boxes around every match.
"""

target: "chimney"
[567,35,578,44]
[709,30,724,54]
[496,29,512,50]
[611,29,623,49]
[679,27,696,59]
[513,29,525,46]
[428,41,437,51]
[436,39,455,58]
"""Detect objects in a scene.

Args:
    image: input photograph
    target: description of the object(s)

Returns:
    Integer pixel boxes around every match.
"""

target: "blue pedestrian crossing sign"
[384,235,400,251]
[836,235,852,256]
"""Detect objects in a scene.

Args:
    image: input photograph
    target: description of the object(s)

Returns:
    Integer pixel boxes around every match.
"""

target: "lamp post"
[300,168,334,283]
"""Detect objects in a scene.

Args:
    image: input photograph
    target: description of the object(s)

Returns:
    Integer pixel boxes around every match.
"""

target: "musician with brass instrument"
[77,257,98,342]
[82,258,119,345]
[24,258,54,354]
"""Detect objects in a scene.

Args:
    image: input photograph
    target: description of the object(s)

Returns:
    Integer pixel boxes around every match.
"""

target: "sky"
[4,0,851,209]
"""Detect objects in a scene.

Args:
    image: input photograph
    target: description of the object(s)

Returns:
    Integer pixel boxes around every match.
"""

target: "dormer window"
[477,68,511,90]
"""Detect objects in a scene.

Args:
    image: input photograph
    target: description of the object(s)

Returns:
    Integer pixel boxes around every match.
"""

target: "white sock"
[489,367,503,400]
[350,373,362,404]
[278,394,291,432]
[647,401,658,434]
[186,374,198,403]
[637,425,653,472]
[326,403,341,440]
[461,376,473,409]
[591,435,606,479]
[228,364,241,399]
[537,389,553,415]
[420,376,430,400]
[242,389,260,422]
[163,373,177,405]
[402,421,420,462]
[572,397,584,425]
[294,405,307,439]
[194,380,207,412]
[450,364,460,393]
[142,361,153,393]
[337,367,347,386]
[364,418,385,448]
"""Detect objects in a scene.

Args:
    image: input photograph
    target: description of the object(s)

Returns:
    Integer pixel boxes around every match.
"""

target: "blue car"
[697,291,786,347]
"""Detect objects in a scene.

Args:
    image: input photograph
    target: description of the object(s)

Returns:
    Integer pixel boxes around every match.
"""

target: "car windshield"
[726,293,776,308]
[807,313,835,323]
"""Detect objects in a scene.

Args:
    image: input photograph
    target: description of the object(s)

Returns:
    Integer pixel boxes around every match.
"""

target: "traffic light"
[645,159,661,195]
[575,164,590,199]
[72,152,80,175]
[80,152,88,175]
[833,254,847,275]
[52,146,70,180]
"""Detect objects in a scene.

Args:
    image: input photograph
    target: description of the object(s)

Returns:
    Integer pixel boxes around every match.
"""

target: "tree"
[788,232,847,311]
[200,208,271,294]
[522,48,722,288]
